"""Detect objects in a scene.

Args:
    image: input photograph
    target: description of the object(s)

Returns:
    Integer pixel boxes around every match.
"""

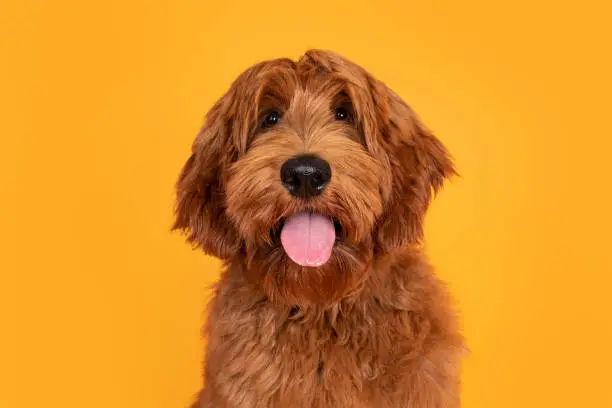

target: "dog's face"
[174,50,455,305]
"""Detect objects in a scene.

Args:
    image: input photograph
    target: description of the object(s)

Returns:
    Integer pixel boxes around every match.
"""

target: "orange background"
[2,0,611,407]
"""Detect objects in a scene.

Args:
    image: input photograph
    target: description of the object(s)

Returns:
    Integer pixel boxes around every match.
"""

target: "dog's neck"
[218,245,430,316]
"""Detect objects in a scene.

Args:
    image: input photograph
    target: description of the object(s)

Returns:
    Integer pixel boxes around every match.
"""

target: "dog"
[173,49,464,408]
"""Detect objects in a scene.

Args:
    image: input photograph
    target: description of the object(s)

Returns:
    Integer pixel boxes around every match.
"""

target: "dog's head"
[173,50,455,305]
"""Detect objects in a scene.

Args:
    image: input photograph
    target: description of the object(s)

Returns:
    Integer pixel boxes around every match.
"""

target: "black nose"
[280,155,331,198]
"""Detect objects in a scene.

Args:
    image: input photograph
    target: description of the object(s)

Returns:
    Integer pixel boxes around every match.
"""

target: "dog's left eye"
[334,107,349,121]
[263,111,281,127]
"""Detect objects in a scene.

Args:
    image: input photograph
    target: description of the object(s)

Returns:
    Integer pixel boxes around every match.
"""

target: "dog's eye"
[263,110,281,127]
[334,107,349,121]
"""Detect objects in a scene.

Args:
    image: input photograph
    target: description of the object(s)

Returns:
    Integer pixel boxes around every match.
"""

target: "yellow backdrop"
[2,0,611,407]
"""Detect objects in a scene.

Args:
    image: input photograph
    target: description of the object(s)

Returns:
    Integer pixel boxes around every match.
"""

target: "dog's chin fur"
[243,231,373,306]
[173,50,465,408]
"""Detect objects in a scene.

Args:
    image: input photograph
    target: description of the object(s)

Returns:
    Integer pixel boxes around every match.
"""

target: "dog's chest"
[208,297,411,408]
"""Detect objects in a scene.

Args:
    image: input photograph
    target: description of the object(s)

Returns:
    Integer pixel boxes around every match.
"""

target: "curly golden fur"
[173,50,464,408]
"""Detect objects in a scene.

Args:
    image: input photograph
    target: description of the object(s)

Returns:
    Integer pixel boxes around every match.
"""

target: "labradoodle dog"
[173,49,464,408]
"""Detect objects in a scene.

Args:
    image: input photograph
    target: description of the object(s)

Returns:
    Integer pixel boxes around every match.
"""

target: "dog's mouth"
[270,213,344,267]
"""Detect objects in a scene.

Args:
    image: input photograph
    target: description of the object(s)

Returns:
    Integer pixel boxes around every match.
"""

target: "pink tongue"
[280,213,336,267]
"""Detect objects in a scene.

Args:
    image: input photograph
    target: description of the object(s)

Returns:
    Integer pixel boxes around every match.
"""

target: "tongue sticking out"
[280,213,336,267]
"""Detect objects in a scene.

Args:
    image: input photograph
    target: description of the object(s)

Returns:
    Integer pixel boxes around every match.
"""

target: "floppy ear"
[172,99,242,260]
[375,87,457,252]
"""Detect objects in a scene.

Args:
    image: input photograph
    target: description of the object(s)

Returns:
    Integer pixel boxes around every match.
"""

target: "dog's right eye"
[262,111,281,127]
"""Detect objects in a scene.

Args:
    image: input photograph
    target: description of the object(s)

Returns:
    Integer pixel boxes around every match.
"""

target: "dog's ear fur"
[172,94,242,259]
[374,86,457,252]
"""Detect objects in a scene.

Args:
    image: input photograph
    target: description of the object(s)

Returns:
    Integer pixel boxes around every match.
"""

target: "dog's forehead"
[253,55,362,112]
[280,72,347,112]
